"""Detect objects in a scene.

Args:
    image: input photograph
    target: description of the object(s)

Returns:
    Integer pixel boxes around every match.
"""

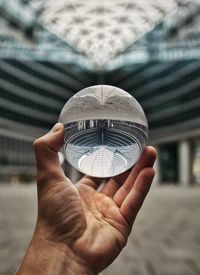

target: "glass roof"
[40,0,182,66]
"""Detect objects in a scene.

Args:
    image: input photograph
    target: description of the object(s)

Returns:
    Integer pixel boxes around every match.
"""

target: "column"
[178,140,191,186]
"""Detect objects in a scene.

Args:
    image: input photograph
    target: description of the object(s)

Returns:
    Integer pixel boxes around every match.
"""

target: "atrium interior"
[0,0,200,185]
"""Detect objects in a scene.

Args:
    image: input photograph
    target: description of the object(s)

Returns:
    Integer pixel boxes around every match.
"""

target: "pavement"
[0,184,200,275]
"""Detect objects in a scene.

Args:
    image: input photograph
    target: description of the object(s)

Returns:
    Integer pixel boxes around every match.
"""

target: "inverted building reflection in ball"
[59,85,148,178]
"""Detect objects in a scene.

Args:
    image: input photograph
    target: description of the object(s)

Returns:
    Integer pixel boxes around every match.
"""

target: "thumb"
[33,123,66,185]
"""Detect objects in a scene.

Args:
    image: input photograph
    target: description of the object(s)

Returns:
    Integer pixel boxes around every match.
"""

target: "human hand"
[18,123,157,275]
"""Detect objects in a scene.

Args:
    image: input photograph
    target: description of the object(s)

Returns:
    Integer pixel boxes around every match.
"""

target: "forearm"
[17,235,94,275]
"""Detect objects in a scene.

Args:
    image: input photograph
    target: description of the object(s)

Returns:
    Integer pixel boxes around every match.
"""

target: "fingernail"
[51,123,63,133]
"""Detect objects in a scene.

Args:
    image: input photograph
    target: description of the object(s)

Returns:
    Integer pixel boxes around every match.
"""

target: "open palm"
[34,123,156,274]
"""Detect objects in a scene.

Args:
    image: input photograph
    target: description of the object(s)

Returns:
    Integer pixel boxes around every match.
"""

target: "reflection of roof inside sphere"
[59,85,148,127]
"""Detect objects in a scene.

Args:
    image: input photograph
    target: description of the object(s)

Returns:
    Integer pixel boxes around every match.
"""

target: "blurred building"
[0,0,200,185]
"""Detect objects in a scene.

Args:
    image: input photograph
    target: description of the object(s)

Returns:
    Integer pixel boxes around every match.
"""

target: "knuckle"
[33,137,46,151]
[36,171,48,185]
[37,168,63,185]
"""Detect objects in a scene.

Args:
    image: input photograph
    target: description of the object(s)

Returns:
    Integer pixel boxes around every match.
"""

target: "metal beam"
[0,48,94,70]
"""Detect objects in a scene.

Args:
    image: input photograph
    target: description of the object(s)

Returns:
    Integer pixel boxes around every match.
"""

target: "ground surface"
[0,184,200,275]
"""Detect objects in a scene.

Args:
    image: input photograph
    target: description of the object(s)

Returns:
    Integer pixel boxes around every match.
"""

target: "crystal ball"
[59,85,148,178]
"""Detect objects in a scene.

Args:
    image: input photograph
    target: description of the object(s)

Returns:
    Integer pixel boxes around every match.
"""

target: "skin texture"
[18,123,157,275]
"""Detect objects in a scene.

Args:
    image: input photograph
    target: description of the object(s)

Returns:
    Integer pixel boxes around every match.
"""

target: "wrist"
[17,233,95,275]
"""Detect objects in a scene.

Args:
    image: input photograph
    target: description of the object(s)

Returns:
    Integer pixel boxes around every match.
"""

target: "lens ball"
[59,85,148,178]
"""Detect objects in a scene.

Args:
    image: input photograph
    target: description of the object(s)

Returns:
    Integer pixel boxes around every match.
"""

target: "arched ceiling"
[40,0,182,66]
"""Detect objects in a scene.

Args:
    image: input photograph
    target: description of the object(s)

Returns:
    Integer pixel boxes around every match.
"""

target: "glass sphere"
[59,85,148,178]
